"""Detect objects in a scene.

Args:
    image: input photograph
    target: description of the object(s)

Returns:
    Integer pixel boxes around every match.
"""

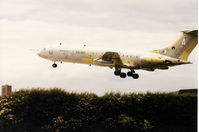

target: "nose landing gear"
[52,63,57,68]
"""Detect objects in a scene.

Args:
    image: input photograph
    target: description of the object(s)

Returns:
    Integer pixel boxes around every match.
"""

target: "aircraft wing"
[95,51,134,68]
[102,51,121,64]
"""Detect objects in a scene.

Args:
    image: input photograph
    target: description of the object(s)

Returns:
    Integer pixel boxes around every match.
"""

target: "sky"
[0,0,198,96]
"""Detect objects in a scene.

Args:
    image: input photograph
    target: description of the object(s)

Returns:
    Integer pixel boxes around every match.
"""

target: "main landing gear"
[114,69,139,79]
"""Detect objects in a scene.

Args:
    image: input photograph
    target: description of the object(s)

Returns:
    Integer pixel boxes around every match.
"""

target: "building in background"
[1,85,12,96]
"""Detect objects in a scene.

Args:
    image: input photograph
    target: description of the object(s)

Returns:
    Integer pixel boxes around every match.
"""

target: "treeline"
[0,89,197,132]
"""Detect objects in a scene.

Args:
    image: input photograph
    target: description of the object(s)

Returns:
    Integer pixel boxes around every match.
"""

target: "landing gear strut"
[52,63,57,68]
[114,67,121,76]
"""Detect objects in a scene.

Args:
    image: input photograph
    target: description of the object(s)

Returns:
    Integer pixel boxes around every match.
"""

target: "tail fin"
[151,30,198,61]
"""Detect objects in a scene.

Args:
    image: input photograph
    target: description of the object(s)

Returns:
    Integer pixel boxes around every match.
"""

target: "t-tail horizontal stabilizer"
[151,29,198,61]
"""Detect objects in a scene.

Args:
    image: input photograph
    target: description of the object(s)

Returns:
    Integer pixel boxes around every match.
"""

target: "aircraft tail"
[151,30,198,61]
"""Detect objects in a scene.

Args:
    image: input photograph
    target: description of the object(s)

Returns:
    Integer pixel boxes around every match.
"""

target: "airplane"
[37,29,198,79]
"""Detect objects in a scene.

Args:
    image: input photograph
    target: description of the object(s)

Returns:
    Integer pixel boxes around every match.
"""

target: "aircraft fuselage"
[38,46,189,70]
[37,30,197,79]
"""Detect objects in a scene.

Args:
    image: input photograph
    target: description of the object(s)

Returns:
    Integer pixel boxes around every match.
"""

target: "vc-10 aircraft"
[38,30,198,79]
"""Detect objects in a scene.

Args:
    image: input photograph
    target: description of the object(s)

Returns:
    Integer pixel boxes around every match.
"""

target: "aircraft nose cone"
[37,50,42,57]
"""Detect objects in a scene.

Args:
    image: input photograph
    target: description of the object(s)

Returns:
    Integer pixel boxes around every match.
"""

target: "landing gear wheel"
[120,73,126,78]
[52,63,57,68]
[127,71,133,76]
[114,70,121,76]
[132,74,139,79]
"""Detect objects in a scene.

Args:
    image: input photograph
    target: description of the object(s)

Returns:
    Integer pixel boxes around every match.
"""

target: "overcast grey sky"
[0,0,198,95]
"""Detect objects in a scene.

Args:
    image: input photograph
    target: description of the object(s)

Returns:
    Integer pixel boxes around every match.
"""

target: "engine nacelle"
[140,56,163,64]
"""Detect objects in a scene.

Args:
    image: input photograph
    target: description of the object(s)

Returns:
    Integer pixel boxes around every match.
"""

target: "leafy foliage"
[0,89,197,132]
